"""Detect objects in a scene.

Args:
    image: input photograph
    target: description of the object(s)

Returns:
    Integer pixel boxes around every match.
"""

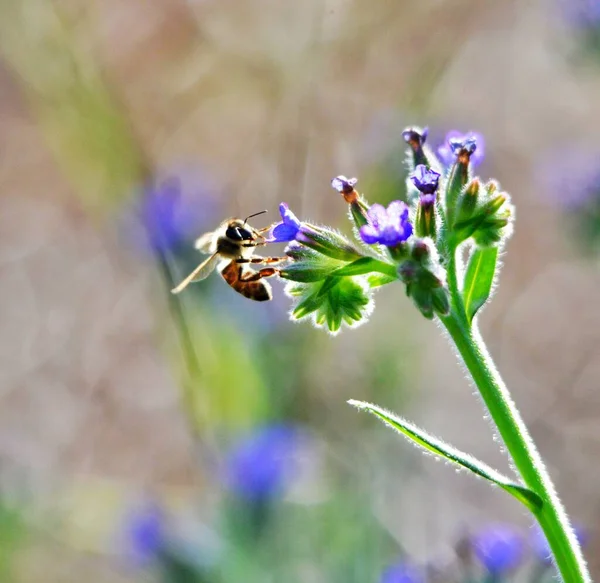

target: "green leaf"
[462,247,498,323]
[286,276,373,335]
[329,257,397,279]
[348,400,543,513]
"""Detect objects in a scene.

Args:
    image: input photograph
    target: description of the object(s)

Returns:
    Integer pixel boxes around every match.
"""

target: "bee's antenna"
[243,209,268,225]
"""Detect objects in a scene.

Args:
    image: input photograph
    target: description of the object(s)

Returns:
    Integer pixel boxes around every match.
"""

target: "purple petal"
[359,224,381,244]
[366,204,389,229]
[387,200,409,221]
[269,222,299,242]
[331,176,357,193]
[279,202,301,228]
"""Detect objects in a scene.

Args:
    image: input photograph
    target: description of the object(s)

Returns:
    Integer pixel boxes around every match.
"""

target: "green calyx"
[398,239,450,319]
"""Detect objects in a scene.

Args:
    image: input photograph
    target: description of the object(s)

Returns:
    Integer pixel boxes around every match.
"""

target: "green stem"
[440,254,589,582]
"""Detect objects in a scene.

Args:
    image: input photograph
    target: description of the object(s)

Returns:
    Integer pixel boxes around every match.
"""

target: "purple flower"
[122,499,166,567]
[472,525,524,575]
[331,175,358,194]
[380,561,423,583]
[411,164,441,198]
[437,131,485,167]
[268,203,302,243]
[531,525,588,565]
[222,424,300,502]
[359,201,413,246]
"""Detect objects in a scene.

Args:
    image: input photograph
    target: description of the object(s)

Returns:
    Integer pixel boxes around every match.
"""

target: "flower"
[359,201,413,246]
[531,525,588,565]
[380,560,423,583]
[268,203,303,242]
[472,525,524,575]
[437,131,485,167]
[122,499,166,567]
[331,175,358,194]
[411,164,441,201]
[222,424,300,502]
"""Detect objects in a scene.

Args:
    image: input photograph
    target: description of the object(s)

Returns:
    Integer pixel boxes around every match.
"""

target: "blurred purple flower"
[531,525,588,565]
[331,175,358,194]
[411,165,440,198]
[437,131,485,167]
[559,0,600,28]
[536,148,600,210]
[268,203,302,243]
[122,499,166,567]
[223,424,300,502]
[380,560,423,583]
[123,169,222,255]
[472,524,524,575]
[359,201,413,246]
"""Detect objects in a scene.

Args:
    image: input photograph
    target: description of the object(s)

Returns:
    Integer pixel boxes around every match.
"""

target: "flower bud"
[297,225,363,262]
[444,136,480,225]
[398,239,450,319]
[402,126,429,168]
[331,176,370,228]
[455,178,480,225]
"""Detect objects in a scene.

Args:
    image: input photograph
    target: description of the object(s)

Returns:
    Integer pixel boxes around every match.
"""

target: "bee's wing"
[171,253,220,294]
[194,230,216,253]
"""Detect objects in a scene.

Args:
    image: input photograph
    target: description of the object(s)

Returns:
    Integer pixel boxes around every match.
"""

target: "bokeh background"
[1,0,600,581]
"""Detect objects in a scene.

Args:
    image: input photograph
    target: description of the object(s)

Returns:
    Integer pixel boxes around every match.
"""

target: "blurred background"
[1,0,600,581]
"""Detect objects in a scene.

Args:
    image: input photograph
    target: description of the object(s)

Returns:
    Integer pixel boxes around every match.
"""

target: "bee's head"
[225,210,268,241]
[225,219,254,241]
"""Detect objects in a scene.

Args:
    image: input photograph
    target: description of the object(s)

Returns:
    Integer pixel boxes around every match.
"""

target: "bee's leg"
[238,267,279,281]
[235,256,287,265]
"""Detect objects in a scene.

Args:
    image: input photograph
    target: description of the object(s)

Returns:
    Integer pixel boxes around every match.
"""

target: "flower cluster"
[260,125,512,331]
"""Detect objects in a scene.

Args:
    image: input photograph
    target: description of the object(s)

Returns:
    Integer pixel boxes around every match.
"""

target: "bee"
[171,211,287,301]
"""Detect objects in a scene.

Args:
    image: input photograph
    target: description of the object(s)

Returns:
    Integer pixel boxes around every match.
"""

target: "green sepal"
[462,246,499,323]
[398,239,450,319]
[453,186,514,247]
[350,199,370,228]
[348,400,543,513]
[298,225,363,261]
[329,257,397,279]
[415,201,436,239]
[445,158,470,226]
[287,276,373,334]
[280,243,345,282]
[367,273,397,288]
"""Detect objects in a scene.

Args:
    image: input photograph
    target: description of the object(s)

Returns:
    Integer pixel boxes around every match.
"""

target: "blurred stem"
[440,249,590,583]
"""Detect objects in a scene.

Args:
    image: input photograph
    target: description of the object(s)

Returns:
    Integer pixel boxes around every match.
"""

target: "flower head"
[122,499,166,567]
[331,176,358,194]
[437,131,485,167]
[380,560,423,583]
[531,525,588,565]
[359,201,413,246]
[472,525,524,575]
[411,164,441,200]
[268,203,303,243]
[222,424,300,502]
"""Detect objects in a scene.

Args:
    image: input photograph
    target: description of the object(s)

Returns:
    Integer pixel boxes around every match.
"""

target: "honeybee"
[171,211,287,301]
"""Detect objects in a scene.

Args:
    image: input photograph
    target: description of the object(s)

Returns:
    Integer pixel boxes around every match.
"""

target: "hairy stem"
[440,308,589,582]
